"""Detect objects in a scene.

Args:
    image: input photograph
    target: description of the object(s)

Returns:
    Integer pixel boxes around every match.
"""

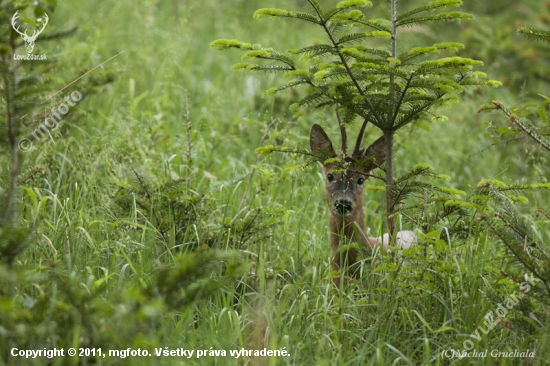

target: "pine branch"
[496,183,550,192]
[232,64,295,72]
[468,136,527,157]
[394,71,472,129]
[307,0,385,127]
[241,49,296,68]
[253,8,320,24]
[335,107,348,155]
[492,101,550,153]
[291,44,337,57]
[131,169,152,201]
[183,90,192,189]
[347,19,392,32]
[323,0,373,21]
[35,27,78,43]
[391,74,414,126]
[306,0,323,14]
[518,26,550,44]
[356,46,392,58]
[480,184,550,263]
[337,32,391,46]
[352,118,368,156]
[265,79,312,96]
[536,207,550,221]
[395,98,439,129]
[350,62,409,78]
[398,42,464,63]
[480,216,544,279]
[232,119,278,225]
[255,145,317,159]
[397,12,473,28]
[1,52,22,227]
[396,0,464,22]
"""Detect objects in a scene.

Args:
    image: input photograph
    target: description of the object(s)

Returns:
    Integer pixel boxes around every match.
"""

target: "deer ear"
[360,135,386,172]
[310,124,337,159]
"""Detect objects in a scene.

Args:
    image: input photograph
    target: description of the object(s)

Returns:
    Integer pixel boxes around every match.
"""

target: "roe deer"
[310,123,416,286]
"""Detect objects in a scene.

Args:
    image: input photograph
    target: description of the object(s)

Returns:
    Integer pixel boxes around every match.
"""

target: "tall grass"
[3,0,548,365]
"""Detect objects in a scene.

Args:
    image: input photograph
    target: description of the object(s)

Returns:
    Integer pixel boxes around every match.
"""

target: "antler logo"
[11,11,49,54]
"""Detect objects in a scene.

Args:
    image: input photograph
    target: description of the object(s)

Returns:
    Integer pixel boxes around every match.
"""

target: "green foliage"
[223,207,284,249]
[518,26,550,43]
[470,22,550,337]
[481,100,550,156]
[0,250,246,363]
[477,183,549,333]
[0,1,110,232]
[389,164,470,234]
[1,0,550,365]
[148,250,247,309]
[111,170,208,248]
[209,39,257,51]
[212,0,502,237]
[1,1,253,364]
[212,0,499,134]
[457,2,550,93]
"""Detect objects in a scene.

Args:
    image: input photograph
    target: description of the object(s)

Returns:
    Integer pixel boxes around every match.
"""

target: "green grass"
[2,0,550,365]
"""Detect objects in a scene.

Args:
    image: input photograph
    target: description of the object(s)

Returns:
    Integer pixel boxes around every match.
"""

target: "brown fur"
[310,124,385,287]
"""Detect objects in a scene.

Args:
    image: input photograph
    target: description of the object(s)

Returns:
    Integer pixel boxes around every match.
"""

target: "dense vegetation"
[1,0,549,365]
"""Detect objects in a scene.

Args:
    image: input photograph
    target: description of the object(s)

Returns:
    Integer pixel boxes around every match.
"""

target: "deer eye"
[357,177,365,185]
[327,173,334,183]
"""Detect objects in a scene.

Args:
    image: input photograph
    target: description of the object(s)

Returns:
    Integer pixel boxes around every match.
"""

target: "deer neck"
[329,209,377,251]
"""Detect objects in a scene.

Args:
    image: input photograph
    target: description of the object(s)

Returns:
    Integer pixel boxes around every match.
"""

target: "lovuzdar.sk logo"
[11,11,48,60]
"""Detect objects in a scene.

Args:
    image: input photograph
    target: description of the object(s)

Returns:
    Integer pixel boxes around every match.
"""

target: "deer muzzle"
[333,199,354,216]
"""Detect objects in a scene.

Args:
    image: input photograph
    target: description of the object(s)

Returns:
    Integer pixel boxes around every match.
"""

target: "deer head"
[310,122,386,285]
[310,123,386,222]
[310,121,416,286]
[11,11,49,54]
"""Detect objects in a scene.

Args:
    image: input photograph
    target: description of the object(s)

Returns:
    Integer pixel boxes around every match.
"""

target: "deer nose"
[334,199,353,215]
